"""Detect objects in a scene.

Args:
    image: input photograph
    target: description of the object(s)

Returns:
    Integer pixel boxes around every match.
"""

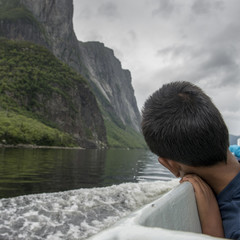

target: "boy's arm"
[180,174,224,238]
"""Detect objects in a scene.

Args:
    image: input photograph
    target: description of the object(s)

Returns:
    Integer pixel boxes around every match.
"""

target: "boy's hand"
[180,174,224,238]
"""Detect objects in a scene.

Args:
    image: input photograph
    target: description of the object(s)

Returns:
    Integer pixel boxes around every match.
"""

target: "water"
[0,148,174,199]
[0,148,177,239]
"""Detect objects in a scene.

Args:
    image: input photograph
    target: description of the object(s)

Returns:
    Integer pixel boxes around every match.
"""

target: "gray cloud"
[153,42,240,93]
[191,0,224,15]
[97,2,119,20]
[128,30,137,41]
[213,22,240,46]
[199,43,240,87]
[152,0,176,17]
[76,6,92,20]
[73,0,240,134]
[156,45,194,60]
[200,48,237,71]
[85,31,104,42]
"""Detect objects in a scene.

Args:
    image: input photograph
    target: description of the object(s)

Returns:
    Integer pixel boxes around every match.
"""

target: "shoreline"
[0,144,85,150]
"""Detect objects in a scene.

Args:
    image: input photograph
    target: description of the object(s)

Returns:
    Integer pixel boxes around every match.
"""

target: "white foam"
[0,180,178,239]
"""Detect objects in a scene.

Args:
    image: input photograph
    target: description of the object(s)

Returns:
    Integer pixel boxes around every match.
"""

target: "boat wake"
[0,180,178,240]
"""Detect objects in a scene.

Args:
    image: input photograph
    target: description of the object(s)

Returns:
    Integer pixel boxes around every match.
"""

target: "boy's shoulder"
[217,170,240,202]
[217,171,240,239]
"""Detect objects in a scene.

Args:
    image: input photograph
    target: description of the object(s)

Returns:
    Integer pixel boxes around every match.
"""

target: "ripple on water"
[0,180,178,240]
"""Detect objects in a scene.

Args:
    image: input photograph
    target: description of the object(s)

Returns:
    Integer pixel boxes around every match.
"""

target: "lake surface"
[0,148,174,199]
[0,148,177,239]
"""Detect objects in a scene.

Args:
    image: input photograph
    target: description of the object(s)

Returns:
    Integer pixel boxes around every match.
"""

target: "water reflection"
[0,148,174,198]
[137,151,175,181]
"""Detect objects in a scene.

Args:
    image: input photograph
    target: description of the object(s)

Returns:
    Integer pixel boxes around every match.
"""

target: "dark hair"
[141,81,229,167]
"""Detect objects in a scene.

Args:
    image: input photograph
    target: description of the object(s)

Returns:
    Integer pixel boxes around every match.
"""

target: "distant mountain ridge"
[0,0,145,148]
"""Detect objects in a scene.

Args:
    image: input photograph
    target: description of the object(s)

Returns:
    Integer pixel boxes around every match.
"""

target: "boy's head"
[141,81,229,167]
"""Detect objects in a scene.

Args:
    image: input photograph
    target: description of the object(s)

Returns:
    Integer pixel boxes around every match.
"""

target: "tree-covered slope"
[0,38,107,147]
[0,110,74,146]
[0,0,147,149]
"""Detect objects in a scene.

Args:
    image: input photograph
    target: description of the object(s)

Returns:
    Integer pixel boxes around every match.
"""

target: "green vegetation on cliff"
[0,0,146,149]
[88,76,146,149]
[0,38,88,146]
[105,118,146,149]
[0,110,74,146]
[0,38,146,149]
[0,38,86,112]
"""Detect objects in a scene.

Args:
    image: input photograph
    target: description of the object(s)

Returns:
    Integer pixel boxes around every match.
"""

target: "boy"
[141,81,240,239]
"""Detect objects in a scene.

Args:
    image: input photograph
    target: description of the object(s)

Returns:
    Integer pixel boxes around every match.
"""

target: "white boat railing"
[88,182,224,240]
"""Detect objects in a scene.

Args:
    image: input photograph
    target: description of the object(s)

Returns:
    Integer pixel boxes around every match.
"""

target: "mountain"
[0,0,145,148]
[78,41,141,131]
[0,38,106,148]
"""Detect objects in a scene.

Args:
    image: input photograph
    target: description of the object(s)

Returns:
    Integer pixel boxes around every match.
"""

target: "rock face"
[37,80,107,148]
[19,0,82,71]
[32,82,107,148]
[0,0,142,145]
[0,0,107,148]
[78,42,141,130]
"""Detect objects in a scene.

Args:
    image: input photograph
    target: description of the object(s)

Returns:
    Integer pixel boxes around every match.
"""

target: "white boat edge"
[87,182,225,240]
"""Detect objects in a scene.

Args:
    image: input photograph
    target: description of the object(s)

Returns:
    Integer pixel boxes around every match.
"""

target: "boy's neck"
[193,150,240,195]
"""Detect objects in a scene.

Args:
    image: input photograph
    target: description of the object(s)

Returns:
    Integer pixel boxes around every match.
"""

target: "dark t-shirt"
[217,171,240,239]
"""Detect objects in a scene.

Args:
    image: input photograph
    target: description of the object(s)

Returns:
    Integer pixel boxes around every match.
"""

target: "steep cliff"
[0,0,145,148]
[0,38,107,148]
[0,0,48,47]
[78,42,141,131]
[19,0,84,72]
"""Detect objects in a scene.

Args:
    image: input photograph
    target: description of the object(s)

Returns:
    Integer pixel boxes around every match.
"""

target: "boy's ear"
[158,157,181,178]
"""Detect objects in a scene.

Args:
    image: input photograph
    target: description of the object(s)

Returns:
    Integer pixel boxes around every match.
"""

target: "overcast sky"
[73,0,240,135]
